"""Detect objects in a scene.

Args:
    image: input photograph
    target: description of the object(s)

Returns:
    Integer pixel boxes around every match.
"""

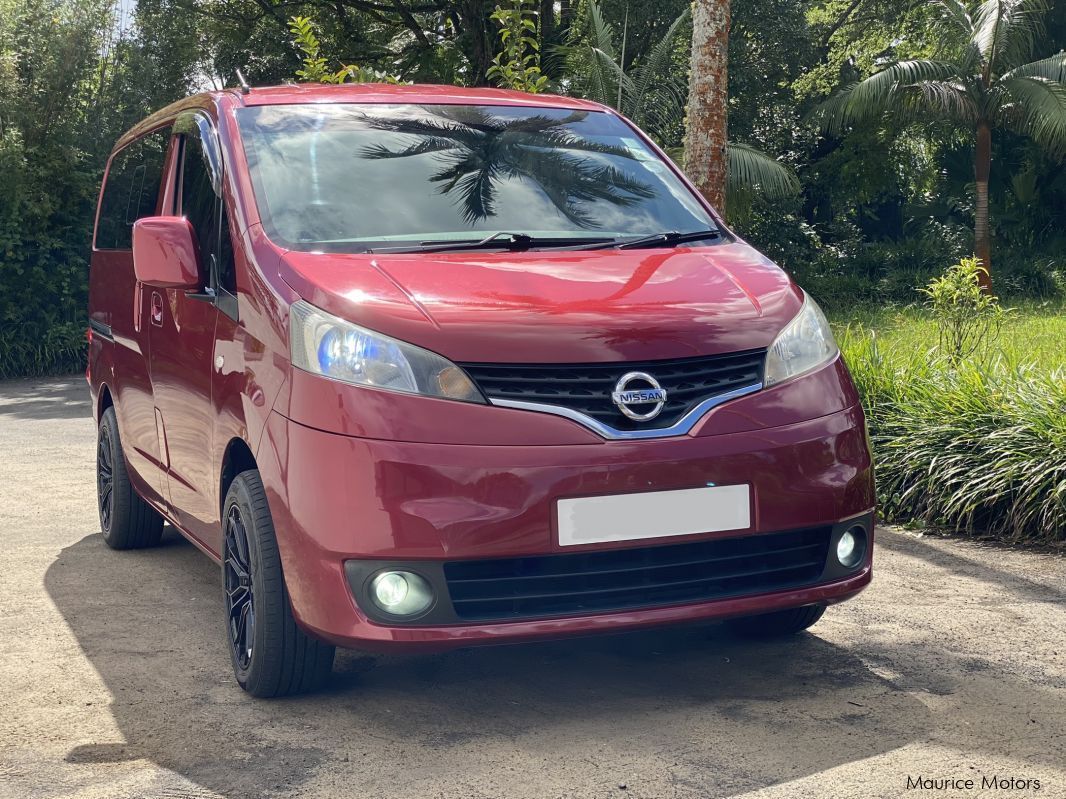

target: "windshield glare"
[236,103,717,252]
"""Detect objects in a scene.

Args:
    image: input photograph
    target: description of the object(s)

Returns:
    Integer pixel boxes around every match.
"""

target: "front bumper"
[256,403,875,652]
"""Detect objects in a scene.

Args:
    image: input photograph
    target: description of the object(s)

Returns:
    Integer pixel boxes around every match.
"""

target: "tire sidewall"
[223,473,282,693]
[98,408,123,546]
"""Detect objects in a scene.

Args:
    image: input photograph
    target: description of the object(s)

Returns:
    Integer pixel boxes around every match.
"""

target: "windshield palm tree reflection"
[358,107,657,228]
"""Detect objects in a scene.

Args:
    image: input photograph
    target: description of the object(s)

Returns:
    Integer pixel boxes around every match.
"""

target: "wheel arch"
[97,383,114,422]
[220,437,257,519]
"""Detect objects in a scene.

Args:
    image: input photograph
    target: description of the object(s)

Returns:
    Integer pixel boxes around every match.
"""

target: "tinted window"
[236,104,716,252]
[181,134,217,263]
[96,128,170,250]
[180,129,235,293]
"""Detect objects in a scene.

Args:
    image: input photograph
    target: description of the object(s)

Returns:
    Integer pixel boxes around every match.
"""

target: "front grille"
[443,527,831,622]
[460,350,766,431]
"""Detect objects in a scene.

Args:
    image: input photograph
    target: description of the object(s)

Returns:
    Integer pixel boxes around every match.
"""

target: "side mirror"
[132,217,202,290]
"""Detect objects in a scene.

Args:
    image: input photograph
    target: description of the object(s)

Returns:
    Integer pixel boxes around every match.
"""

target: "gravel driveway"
[1,376,1063,799]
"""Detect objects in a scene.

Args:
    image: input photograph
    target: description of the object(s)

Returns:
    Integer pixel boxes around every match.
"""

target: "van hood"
[278,242,802,363]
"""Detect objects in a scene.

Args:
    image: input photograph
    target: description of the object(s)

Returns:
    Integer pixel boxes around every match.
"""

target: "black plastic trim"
[344,513,874,627]
[88,319,114,342]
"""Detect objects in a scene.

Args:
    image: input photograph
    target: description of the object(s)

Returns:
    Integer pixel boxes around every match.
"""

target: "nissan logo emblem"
[611,372,668,421]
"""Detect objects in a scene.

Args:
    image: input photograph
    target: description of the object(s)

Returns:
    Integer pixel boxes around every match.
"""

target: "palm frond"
[626,9,690,136]
[726,142,801,200]
[995,75,1066,160]
[1001,51,1066,83]
[584,0,618,60]
[820,60,967,133]
[555,0,623,108]
[897,79,980,124]
[974,0,1047,77]
[361,137,460,160]
[929,0,976,37]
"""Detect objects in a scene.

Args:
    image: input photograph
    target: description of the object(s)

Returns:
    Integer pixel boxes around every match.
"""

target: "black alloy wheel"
[225,504,255,672]
[97,431,114,533]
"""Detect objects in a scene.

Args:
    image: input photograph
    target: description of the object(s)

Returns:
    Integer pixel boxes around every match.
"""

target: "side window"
[179,120,236,295]
[95,128,170,250]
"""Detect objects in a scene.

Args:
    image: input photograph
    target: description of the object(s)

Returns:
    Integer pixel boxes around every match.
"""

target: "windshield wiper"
[574,229,722,251]
[368,232,615,255]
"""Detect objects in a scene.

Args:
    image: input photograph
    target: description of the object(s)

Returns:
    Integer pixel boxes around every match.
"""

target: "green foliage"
[0,0,147,379]
[840,326,1066,544]
[289,16,405,85]
[556,1,689,142]
[487,0,548,92]
[556,0,799,217]
[921,257,1006,364]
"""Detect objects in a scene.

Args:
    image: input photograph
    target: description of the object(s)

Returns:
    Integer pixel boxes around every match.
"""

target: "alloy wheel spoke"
[225,505,255,668]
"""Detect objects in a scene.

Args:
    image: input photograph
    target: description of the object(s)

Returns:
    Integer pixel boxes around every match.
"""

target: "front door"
[147,112,230,553]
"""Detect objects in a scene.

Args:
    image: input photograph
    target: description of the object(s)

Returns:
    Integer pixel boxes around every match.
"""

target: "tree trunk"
[559,0,573,36]
[974,120,993,293]
[685,0,730,213]
[456,0,495,86]
[539,0,555,46]
[539,0,556,77]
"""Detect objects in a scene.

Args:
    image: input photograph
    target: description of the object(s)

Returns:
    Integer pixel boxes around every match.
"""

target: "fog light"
[369,570,433,617]
[836,527,866,568]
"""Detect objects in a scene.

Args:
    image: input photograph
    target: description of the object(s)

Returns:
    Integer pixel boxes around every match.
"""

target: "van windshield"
[236,103,718,253]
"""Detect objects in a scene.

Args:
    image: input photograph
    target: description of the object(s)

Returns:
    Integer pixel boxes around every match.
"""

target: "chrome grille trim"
[489,382,763,440]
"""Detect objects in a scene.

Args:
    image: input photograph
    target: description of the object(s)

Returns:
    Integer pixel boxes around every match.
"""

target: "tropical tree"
[686,0,731,211]
[822,0,1066,290]
[558,0,798,217]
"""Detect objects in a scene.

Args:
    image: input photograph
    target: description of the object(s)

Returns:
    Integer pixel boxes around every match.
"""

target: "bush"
[841,329,1066,544]
[921,257,1005,365]
[0,321,86,380]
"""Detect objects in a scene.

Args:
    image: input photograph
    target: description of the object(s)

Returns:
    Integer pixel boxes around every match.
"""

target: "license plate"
[556,484,751,547]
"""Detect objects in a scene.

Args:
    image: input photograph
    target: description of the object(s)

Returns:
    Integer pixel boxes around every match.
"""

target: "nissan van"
[88,84,875,697]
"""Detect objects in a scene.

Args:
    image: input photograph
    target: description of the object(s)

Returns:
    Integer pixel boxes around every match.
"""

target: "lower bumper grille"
[443,527,832,622]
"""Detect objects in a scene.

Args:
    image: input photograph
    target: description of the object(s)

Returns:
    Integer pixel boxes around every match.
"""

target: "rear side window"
[95,128,170,250]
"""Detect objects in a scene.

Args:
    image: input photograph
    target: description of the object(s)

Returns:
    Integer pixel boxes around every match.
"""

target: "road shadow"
[44,529,938,798]
[0,376,88,421]
[46,529,1066,798]
[876,530,1066,604]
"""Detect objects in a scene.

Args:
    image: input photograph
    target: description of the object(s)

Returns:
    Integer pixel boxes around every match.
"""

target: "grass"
[831,299,1066,372]
[832,301,1066,545]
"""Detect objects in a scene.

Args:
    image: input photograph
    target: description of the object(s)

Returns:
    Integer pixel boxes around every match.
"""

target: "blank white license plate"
[556,484,751,547]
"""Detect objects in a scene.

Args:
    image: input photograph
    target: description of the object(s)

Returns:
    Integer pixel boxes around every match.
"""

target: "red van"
[88,84,875,697]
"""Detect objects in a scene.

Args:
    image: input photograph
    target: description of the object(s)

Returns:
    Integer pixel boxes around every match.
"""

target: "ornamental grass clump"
[840,329,1066,544]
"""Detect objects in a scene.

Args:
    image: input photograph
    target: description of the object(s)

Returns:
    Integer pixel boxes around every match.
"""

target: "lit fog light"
[369,570,434,617]
[836,527,867,568]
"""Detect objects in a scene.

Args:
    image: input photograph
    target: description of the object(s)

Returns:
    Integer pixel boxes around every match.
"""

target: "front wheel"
[724,604,826,638]
[223,470,335,697]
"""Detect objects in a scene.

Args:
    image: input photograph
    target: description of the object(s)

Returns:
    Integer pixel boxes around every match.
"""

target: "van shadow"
[0,376,88,421]
[47,531,932,797]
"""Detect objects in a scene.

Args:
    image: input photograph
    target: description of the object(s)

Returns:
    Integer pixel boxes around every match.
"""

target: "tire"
[97,406,164,550]
[724,604,826,638]
[222,470,335,697]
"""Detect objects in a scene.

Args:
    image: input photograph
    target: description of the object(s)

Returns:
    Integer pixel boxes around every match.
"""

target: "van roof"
[236,83,608,110]
[111,83,612,154]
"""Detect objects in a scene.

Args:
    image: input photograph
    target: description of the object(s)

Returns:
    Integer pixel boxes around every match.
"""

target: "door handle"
[151,291,164,327]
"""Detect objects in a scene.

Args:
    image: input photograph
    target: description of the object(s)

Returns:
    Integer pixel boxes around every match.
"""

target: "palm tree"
[822,0,1066,290]
[358,106,656,227]
[556,0,798,216]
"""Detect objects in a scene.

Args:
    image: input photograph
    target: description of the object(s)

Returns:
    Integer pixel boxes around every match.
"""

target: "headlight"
[290,300,484,402]
[764,292,838,386]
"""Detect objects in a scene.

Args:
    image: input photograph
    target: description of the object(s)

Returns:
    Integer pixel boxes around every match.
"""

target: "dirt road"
[1,377,1063,799]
